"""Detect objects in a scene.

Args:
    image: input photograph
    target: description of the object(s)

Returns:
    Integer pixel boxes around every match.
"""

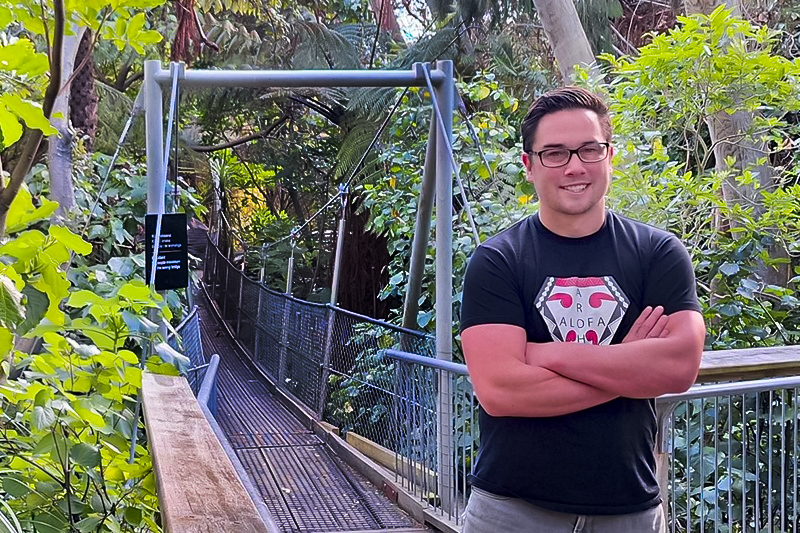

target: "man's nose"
[563,153,587,173]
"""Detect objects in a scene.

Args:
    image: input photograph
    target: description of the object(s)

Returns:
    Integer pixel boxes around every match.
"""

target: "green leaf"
[0,106,22,147]
[28,510,67,533]
[70,443,101,468]
[67,290,105,308]
[0,230,45,263]
[108,257,135,276]
[49,226,92,255]
[0,275,24,329]
[5,186,59,234]
[0,6,12,27]
[153,342,190,372]
[717,303,742,317]
[0,95,57,136]
[75,516,103,533]
[32,405,56,430]
[2,476,30,498]
[123,506,142,526]
[719,262,740,276]
[17,286,49,336]
[118,281,152,302]
[0,41,48,76]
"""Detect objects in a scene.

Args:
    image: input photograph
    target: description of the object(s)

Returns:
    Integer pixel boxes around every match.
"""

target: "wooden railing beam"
[142,373,269,533]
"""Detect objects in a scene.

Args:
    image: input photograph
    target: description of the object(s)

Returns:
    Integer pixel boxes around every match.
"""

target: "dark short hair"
[520,86,611,153]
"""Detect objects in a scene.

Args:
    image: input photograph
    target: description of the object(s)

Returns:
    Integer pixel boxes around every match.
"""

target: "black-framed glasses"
[528,142,610,168]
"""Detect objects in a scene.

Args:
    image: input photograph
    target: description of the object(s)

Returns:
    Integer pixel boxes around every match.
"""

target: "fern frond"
[332,119,382,181]
[292,21,362,70]
[345,87,403,121]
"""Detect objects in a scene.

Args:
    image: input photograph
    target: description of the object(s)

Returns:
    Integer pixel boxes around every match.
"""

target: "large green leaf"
[0,107,22,147]
[75,516,103,533]
[17,286,49,336]
[5,186,59,235]
[0,230,46,264]
[32,405,56,431]
[0,40,48,76]
[70,443,101,469]
[2,476,30,498]
[0,275,24,329]
[49,226,92,256]
[0,95,56,135]
[67,290,105,308]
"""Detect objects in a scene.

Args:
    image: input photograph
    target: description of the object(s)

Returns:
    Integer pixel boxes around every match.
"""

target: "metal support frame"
[318,190,349,418]
[143,58,457,509]
[402,117,437,332]
[431,60,455,513]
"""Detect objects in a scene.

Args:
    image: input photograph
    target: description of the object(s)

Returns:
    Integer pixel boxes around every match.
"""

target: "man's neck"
[538,208,607,238]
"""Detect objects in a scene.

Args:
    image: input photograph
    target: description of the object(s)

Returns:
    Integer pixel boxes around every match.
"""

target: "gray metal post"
[144,60,164,217]
[330,216,347,306]
[254,246,266,362]
[318,197,348,418]
[402,114,437,332]
[433,59,455,513]
[236,251,246,336]
[285,253,294,295]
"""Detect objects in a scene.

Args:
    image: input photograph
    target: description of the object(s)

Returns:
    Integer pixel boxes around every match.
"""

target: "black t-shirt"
[460,211,700,515]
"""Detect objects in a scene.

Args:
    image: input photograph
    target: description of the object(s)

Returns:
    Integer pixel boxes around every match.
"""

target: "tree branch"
[0,0,64,237]
[186,114,289,153]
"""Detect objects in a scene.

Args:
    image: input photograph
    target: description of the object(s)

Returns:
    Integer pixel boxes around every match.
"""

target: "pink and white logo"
[535,276,629,345]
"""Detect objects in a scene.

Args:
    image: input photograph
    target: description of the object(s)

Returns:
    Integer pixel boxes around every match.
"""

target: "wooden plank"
[141,373,269,533]
[699,345,800,382]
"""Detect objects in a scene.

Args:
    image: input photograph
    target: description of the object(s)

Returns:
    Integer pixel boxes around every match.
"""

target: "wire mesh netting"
[168,306,207,393]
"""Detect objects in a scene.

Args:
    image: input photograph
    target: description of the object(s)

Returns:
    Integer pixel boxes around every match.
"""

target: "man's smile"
[562,183,590,193]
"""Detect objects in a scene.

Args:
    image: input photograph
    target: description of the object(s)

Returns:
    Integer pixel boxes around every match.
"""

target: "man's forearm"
[526,311,705,398]
[478,362,617,417]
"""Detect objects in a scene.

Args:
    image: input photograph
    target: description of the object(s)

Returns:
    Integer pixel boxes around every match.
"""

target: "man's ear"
[521,151,532,169]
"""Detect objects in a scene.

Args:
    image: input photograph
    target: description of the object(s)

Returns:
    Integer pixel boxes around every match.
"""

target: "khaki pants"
[463,487,666,533]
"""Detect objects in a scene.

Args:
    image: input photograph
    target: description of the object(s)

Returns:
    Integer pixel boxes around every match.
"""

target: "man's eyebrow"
[539,141,602,149]
[539,143,568,149]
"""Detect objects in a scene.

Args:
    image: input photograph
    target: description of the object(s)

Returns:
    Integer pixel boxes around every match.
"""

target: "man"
[459,86,706,532]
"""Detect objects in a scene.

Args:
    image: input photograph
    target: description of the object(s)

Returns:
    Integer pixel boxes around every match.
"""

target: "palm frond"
[202,13,275,67]
[330,23,378,56]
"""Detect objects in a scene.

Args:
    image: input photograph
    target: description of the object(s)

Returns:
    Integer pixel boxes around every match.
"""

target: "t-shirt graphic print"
[535,276,629,345]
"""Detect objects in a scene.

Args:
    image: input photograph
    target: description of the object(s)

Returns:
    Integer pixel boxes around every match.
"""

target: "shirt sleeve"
[642,233,701,315]
[459,244,527,332]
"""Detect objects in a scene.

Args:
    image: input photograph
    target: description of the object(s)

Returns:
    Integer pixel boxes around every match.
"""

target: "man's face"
[521,108,613,236]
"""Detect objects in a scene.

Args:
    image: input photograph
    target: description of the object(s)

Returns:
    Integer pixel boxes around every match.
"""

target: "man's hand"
[622,306,670,343]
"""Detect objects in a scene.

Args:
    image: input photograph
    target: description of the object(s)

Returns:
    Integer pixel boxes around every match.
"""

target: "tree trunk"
[531,0,596,82]
[48,25,85,218]
[368,0,405,43]
[70,29,99,151]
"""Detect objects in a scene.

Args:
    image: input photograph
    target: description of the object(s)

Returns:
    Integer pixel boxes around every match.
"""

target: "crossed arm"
[462,307,706,418]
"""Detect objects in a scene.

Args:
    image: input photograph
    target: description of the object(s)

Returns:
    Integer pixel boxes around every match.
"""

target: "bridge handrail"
[141,368,276,532]
[383,348,468,375]
[658,374,800,404]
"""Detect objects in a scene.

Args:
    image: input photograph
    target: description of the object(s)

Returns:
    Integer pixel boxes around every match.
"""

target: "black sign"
[145,213,188,291]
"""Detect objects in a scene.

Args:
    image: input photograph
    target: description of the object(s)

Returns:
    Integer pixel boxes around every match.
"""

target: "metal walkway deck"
[196,293,430,533]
